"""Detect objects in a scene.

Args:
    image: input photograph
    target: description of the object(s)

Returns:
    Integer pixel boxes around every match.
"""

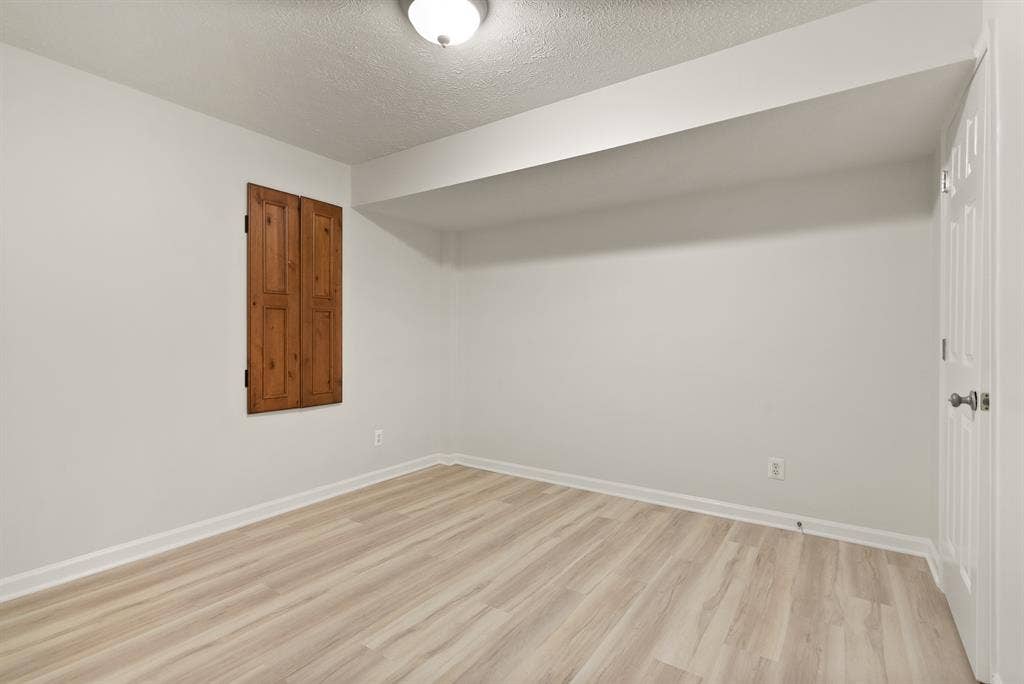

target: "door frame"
[985,7,1024,684]
[937,25,995,683]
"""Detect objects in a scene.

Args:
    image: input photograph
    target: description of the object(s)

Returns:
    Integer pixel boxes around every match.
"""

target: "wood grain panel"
[300,196,342,407]
[262,201,288,293]
[262,307,288,398]
[313,213,332,298]
[311,310,332,395]
[247,183,300,413]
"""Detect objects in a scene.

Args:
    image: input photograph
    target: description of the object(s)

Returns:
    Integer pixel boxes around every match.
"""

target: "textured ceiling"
[0,0,865,163]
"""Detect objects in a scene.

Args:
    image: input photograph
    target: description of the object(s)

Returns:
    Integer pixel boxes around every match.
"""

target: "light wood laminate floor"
[1,465,975,683]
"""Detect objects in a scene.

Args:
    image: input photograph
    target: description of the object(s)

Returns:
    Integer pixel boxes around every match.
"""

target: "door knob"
[949,391,978,411]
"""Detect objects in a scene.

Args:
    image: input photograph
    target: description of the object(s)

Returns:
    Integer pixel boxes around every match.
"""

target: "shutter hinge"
[244,369,249,388]
[244,214,249,234]
[940,169,950,194]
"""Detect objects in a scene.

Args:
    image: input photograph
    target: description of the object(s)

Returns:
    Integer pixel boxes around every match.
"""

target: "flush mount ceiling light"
[403,0,488,47]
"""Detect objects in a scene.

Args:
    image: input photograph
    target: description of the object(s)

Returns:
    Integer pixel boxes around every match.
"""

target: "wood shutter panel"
[247,184,301,413]
[300,196,343,406]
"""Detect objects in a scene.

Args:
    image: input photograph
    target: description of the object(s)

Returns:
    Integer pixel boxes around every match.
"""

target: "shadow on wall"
[457,158,935,267]
[355,208,447,264]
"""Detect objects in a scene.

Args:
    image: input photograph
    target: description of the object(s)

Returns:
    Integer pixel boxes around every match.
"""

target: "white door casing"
[940,50,993,682]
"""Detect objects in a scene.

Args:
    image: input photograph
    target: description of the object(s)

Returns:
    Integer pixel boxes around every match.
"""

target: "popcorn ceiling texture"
[0,0,864,163]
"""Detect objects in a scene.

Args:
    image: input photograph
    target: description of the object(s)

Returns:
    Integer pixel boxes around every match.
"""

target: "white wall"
[0,45,445,577]
[455,160,937,537]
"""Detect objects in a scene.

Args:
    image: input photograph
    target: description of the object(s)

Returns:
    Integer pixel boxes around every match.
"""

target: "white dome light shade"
[407,0,485,47]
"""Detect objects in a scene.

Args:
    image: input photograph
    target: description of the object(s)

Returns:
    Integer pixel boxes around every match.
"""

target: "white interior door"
[940,52,992,681]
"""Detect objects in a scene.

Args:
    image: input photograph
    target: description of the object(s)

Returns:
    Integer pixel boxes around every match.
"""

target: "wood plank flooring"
[0,465,976,683]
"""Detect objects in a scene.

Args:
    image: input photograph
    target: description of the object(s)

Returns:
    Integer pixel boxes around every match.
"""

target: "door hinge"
[940,169,950,194]
[941,337,948,361]
[244,369,249,388]
[244,214,249,234]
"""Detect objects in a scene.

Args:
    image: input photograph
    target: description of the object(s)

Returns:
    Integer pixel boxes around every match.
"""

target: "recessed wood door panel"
[248,183,301,413]
[300,196,342,406]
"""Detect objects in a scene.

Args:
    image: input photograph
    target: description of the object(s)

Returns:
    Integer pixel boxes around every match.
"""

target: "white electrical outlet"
[374,429,384,447]
[768,457,786,480]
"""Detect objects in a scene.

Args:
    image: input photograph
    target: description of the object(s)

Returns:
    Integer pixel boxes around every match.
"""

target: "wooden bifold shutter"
[247,184,342,414]
[300,197,343,407]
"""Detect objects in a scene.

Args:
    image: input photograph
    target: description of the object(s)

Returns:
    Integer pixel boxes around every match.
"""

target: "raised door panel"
[939,54,990,677]
[300,196,342,406]
[248,183,301,413]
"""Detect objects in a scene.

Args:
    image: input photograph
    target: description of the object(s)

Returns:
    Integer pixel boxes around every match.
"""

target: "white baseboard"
[1,451,944,602]
[447,454,944,589]
[0,454,446,603]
